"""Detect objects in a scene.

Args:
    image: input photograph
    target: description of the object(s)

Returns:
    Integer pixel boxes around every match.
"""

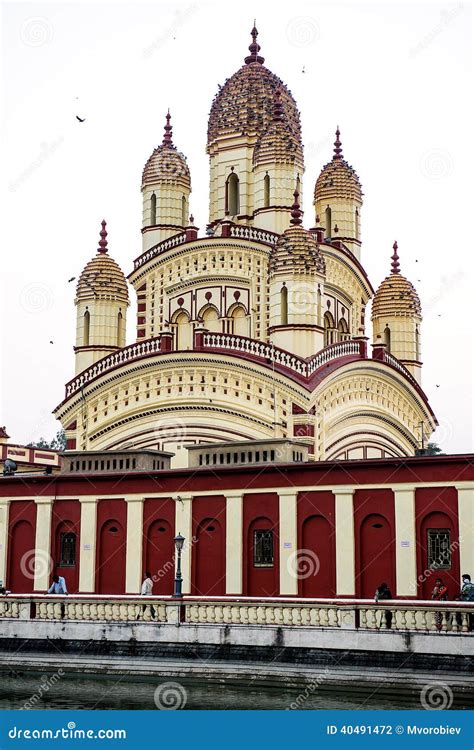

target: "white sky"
[0,0,472,453]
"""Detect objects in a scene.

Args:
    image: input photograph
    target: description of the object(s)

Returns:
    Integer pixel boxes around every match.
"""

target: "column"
[78,498,98,593]
[174,494,192,594]
[125,497,144,594]
[334,489,355,596]
[226,493,243,594]
[456,485,474,578]
[0,501,10,587]
[34,497,54,591]
[279,490,298,596]
[394,488,417,596]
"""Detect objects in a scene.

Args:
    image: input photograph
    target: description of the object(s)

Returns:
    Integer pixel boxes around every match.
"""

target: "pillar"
[0,501,10,587]
[78,498,98,593]
[456,485,474,578]
[34,497,54,591]
[225,493,243,594]
[279,490,298,596]
[393,488,417,596]
[125,497,144,594]
[334,489,355,596]
[174,493,192,594]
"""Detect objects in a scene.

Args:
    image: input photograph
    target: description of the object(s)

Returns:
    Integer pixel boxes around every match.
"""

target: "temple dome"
[372,242,421,319]
[269,192,325,276]
[142,113,191,190]
[253,89,304,167]
[314,128,362,203]
[76,221,129,304]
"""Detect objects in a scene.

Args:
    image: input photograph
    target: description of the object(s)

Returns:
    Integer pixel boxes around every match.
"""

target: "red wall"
[143,498,175,595]
[243,493,279,597]
[7,501,37,593]
[354,489,395,598]
[297,491,335,597]
[95,499,127,594]
[51,500,81,594]
[192,496,226,596]
[415,487,460,599]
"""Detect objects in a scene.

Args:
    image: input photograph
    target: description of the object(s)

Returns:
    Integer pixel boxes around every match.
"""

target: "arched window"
[338,317,350,341]
[201,305,220,333]
[226,172,240,216]
[83,310,90,346]
[317,288,322,326]
[117,311,123,345]
[355,208,360,240]
[150,193,156,225]
[60,532,76,566]
[324,311,336,346]
[230,305,249,336]
[174,311,193,350]
[296,174,301,194]
[384,325,391,352]
[280,284,288,325]
[263,174,270,207]
[181,195,187,227]
[415,325,420,360]
[325,206,332,239]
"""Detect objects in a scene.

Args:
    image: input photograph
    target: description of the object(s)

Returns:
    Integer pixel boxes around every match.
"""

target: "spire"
[273,89,284,122]
[290,189,303,226]
[162,110,174,147]
[391,240,400,274]
[333,126,343,160]
[97,220,108,254]
[244,22,265,65]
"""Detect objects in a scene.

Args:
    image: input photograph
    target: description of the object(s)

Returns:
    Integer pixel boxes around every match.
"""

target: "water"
[0,672,445,711]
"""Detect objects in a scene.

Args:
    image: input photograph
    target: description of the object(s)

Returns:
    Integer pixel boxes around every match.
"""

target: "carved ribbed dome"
[142,113,191,190]
[269,193,325,276]
[314,128,362,204]
[76,221,129,304]
[372,242,421,319]
[207,26,302,150]
[253,89,304,167]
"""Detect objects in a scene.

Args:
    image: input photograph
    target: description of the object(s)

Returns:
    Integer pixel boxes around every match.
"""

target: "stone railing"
[382,350,419,388]
[1,595,472,634]
[229,225,280,246]
[133,232,187,270]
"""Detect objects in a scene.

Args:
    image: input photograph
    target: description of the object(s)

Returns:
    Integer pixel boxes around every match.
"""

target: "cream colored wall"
[75,299,128,374]
[269,273,325,357]
[279,491,298,595]
[315,196,362,259]
[394,488,417,596]
[253,162,302,232]
[141,184,190,251]
[208,139,255,223]
[174,494,192,594]
[125,498,144,593]
[322,252,371,339]
[78,498,98,592]
[456,485,474,579]
[334,490,355,595]
[225,493,243,594]
[0,501,9,586]
[373,315,422,383]
[34,498,53,591]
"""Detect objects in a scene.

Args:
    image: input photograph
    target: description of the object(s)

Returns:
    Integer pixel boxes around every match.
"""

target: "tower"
[141,112,191,252]
[314,127,363,259]
[372,241,422,383]
[74,221,129,375]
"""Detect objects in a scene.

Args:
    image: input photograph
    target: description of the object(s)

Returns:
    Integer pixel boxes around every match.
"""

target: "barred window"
[427,529,451,570]
[253,530,274,567]
[60,532,76,567]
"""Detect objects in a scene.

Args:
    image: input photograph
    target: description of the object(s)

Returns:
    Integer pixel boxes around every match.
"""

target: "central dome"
[207,26,302,149]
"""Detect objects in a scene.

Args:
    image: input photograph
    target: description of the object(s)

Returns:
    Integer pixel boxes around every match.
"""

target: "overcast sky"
[1,1,472,453]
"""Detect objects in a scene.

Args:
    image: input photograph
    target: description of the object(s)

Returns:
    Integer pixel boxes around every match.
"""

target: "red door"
[419,511,459,599]
[8,520,36,593]
[359,513,394,598]
[301,515,336,597]
[54,521,79,594]
[145,519,175,595]
[246,517,278,597]
[192,518,225,596]
[97,520,126,594]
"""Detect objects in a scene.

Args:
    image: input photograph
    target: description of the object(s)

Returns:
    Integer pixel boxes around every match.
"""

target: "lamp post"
[173,533,185,598]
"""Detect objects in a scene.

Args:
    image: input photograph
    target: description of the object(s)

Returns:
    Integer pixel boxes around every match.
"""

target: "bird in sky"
[76,116,86,123]
[436,384,440,388]
[67,277,76,283]
[49,340,54,344]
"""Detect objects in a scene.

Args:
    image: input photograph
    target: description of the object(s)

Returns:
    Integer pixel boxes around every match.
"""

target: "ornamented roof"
[253,89,304,167]
[314,127,362,204]
[76,221,129,304]
[269,191,326,276]
[371,242,421,319]
[207,26,302,150]
[142,112,191,190]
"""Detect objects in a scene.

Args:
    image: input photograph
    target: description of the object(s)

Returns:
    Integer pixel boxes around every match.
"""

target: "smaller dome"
[142,112,191,190]
[269,192,325,276]
[76,221,129,304]
[372,242,421,319]
[314,127,362,204]
[253,90,303,167]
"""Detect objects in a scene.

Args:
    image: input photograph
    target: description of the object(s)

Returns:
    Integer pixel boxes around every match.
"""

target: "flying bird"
[67,277,76,283]
[76,116,86,123]
[49,340,54,344]
[436,384,440,387]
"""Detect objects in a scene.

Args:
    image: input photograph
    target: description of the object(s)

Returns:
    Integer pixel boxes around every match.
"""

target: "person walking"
[374,582,393,629]
[431,577,448,630]
[48,574,68,595]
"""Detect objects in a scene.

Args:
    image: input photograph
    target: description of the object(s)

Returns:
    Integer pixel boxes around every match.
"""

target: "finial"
[189,214,194,225]
[290,189,303,226]
[245,23,265,65]
[391,241,400,274]
[162,110,173,147]
[97,219,108,254]
[273,89,284,122]
[333,126,343,160]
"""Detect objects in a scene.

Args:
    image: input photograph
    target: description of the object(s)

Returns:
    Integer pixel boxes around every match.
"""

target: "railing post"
[194,327,207,350]
[159,331,173,352]
[354,336,368,358]
[371,341,387,361]
[18,600,34,620]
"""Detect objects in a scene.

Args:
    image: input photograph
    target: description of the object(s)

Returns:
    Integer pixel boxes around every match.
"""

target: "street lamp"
[173,532,185,598]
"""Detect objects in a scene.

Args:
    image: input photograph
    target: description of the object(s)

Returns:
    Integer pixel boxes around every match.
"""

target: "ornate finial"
[290,189,303,226]
[162,110,173,147]
[245,23,265,65]
[273,89,284,122]
[189,214,194,225]
[391,241,400,274]
[333,126,343,160]
[97,219,108,254]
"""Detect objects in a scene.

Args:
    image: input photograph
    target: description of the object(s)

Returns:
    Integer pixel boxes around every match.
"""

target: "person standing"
[460,573,474,630]
[140,571,155,620]
[431,577,448,630]
[374,582,393,629]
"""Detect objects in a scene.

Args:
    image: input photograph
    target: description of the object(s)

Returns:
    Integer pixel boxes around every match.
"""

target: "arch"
[144,519,175,595]
[325,206,332,238]
[83,310,90,347]
[359,513,394,598]
[415,324,420,360]
[263,174,270,207]
[280,284,288,326]
[419,510,458,599]
[324,311,337,346]
[226,172,240,216]
[8,519,35,593]
[226,304,248,336]
[117,311,124,346]
[355,207,360,240]
[200,304,220,333]
[173,311,193,350]
[97,519,126,594]
[338,317,350,341]
[383,325,391,352]
[296,174,301,194]
[192,517,225,596]
[54,520,78,592]
[301,515,336,597]
[181,195,187,227]
[246,516,278,597]
[150,193,156,225]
